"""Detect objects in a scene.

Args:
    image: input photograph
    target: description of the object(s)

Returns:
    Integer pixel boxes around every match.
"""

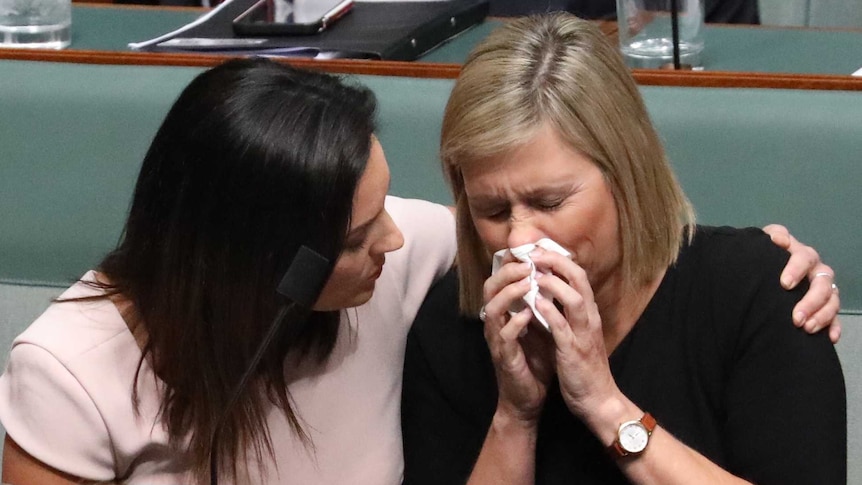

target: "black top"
[402,226,845,484]
[488,0,759,24]
[141,0,490,61]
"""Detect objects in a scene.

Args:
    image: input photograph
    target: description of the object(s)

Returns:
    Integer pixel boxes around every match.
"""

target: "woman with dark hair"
[0,58,455,484]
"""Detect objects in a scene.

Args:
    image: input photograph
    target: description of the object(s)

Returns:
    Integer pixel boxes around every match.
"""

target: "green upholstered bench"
[1,60,860,480]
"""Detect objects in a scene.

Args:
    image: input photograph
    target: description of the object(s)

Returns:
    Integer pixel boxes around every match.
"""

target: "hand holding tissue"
[491,238,571,330]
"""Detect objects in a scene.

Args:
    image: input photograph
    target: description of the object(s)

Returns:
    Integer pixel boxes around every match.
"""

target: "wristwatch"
[607,412,657,459]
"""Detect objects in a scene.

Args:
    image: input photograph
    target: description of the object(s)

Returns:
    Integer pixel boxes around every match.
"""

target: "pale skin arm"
[762,224,841,342]
[467,409,539,485]
[467,261,550,485]
[2,435,113,485]
[569,396,752,485]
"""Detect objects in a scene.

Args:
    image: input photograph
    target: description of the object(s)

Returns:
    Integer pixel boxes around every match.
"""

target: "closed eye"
[344,216,376,252]
[531,197,565,212]
[473,205,510,221]
[344,231,369,252]
[468,197,509,220]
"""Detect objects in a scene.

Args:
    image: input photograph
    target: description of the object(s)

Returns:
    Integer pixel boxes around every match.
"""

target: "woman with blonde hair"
[402,13,844,484]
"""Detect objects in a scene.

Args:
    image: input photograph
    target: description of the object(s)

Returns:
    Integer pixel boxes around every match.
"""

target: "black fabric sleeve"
[401,269,496,485]
[711,229,846,484]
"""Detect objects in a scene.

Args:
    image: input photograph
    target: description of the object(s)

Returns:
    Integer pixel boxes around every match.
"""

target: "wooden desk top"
[1,4,860,90]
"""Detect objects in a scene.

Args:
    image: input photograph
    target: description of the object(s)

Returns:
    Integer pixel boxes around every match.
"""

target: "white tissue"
[491,238,571,330]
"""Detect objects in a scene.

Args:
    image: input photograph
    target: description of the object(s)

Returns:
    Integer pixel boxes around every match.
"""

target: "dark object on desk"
[232,0,354,36]
[488,0,759,24]
[142,0,490,61]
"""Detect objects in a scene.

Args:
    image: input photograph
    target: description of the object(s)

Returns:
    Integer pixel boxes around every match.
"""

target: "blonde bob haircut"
[441,13,695,314]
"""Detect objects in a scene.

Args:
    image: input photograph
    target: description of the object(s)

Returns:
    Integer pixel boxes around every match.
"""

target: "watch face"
[619,421,649,453]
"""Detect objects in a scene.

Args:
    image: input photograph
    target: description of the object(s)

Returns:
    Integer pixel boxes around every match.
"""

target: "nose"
[373,210,404,255]
[507,210,544,249]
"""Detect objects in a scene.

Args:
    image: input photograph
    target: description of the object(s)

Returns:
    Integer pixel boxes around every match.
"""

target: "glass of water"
[615,0,704,69]
[0,0,71,49]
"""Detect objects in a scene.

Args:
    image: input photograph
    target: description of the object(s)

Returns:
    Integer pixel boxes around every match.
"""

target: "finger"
[542,296,575,349]
[492,308,533,368]
[499,307,534,343]
[540,295,604,369]
[483,277,532,331]
[536,276,590,332]
[539,298,575,349]
[779,239,820,290]
[762,224,791,250]
[801,291,841,336]
[483,261,533,303]
[829,317,842,344]
[529,250,595,304]
[792,268,835,326]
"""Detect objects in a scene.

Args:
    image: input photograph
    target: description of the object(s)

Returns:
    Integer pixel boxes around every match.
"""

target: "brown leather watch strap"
[609,440,627,458]
[641,412,657,432]
[607,412,657,459]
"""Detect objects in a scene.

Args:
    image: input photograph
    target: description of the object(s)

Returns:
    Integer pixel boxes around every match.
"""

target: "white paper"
[491,238,571,330]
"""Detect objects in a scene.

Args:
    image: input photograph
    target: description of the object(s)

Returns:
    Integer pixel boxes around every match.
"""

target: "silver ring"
[814,272,834,280]
[832,282,839,294]
[479,306,487,322]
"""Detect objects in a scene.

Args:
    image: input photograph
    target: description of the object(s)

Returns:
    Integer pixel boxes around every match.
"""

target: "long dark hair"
[88,58,376,480]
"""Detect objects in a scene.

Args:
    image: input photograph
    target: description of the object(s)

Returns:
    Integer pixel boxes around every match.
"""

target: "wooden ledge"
[3,48,861,90]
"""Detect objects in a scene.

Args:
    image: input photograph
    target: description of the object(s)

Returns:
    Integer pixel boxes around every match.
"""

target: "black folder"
[137,0,489,61]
